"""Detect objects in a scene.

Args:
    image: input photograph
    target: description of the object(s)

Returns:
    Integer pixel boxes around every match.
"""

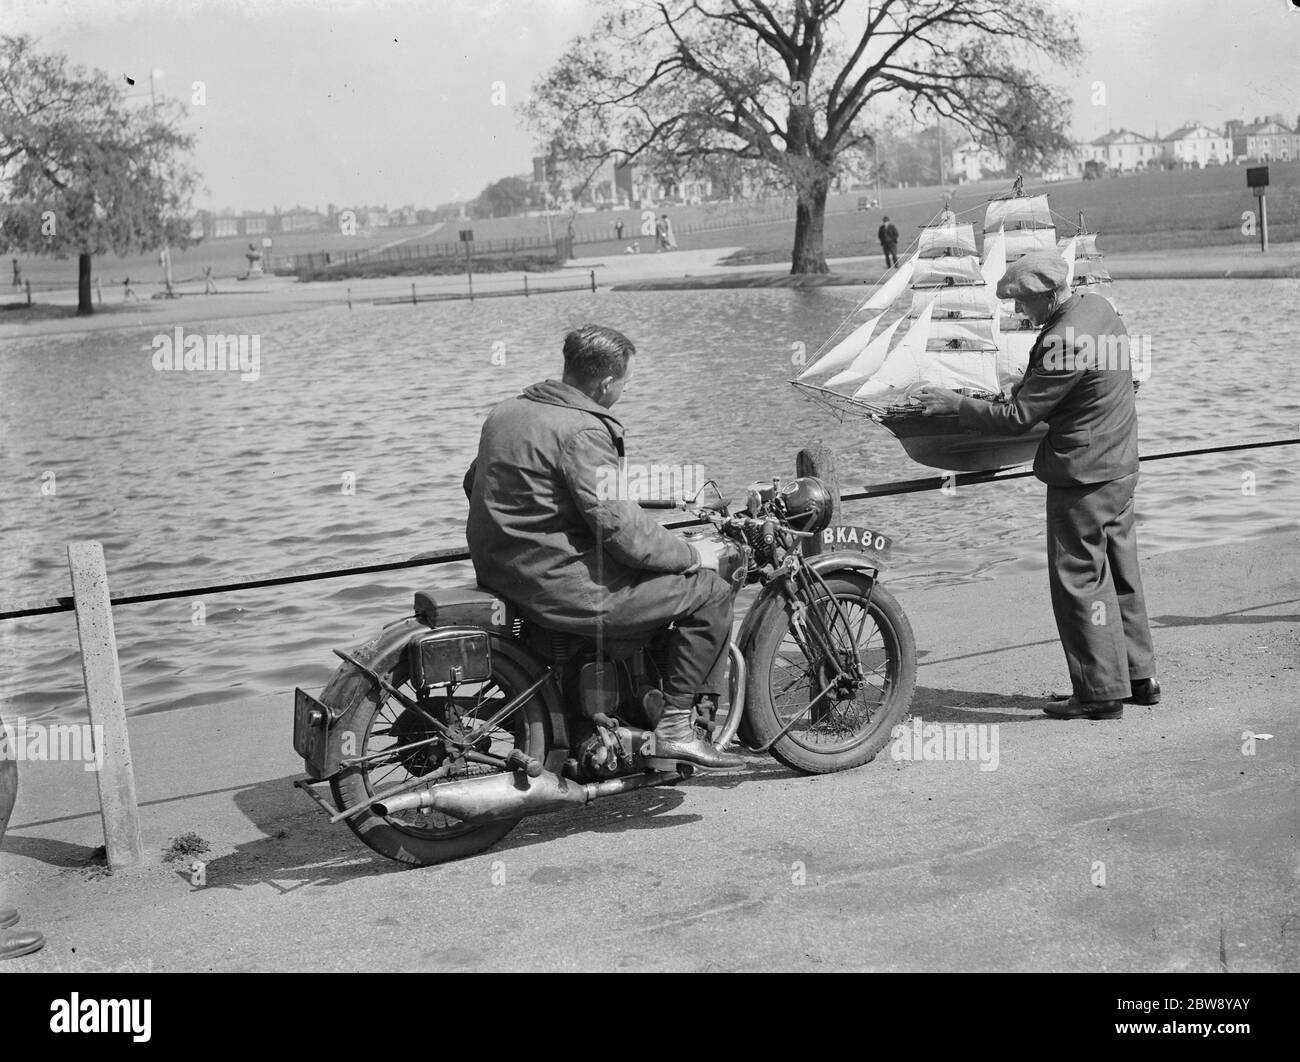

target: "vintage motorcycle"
[292,475,916,866]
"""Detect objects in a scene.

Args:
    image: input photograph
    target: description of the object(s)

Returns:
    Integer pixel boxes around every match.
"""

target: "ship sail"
[853,301,936,399]
[861,255,916,310]
[825,317,905,391]
[797,313,883,380]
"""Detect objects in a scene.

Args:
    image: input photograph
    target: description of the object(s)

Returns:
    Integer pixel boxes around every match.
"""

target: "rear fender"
[302,619,568,779]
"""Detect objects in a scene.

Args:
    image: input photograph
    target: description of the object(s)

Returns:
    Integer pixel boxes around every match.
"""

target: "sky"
[5,0,1298,212]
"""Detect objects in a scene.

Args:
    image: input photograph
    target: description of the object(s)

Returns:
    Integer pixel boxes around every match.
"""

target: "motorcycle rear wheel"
[744,572,915,774]
[331,647,551,866]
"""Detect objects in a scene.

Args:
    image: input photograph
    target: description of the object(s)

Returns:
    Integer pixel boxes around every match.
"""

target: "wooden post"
[797,444,841,555]
[590,269,596,292]
[25,280,31,306]
[67,541,143,868]
[95,277,103,305]
[346,286,352,310]
[1259,191,1269,253]
[411,282,417,306]
[524,274,529,297]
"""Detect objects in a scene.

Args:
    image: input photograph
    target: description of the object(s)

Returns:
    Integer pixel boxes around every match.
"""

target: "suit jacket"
[878,222,899,247]
[955,292,1139,486]
[463,379,697,629]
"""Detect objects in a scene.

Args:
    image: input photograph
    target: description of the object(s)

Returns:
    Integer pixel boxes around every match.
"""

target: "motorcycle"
[292,475,917,866]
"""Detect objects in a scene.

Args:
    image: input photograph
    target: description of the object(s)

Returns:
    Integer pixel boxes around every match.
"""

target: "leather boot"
[1,926,44,960]
[652,697,745,769]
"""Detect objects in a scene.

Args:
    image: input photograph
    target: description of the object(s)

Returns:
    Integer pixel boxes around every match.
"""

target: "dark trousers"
[1,711,16,845]
[596,570,734,701]
[1045,471,1156,700]
[881,244,898,268]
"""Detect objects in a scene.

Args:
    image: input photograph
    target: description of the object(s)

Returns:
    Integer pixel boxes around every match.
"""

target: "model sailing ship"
[792,177,1123,472]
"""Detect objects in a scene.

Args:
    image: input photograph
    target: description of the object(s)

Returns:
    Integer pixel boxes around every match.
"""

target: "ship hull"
[877,414,1047,472]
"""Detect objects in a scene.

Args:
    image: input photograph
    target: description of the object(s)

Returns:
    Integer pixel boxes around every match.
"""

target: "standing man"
[877,215,899,268]
[915,249,1158,720]
[464,324,744,768]
[614,218,625,241]
[10,258,20,289]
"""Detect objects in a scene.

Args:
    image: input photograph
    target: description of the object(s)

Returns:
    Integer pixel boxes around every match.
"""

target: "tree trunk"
[77,252,94,315]
[791,174,830,275]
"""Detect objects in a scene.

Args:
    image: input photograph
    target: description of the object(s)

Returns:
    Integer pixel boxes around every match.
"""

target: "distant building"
[949,141,1005,182]
[1238,119,1294,162]
[1159,123,1232,168]
[1085,129,1159,173]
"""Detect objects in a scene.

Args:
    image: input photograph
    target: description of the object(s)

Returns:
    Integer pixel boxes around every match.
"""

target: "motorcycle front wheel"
[743,572,916,774]
[330,645,551,867]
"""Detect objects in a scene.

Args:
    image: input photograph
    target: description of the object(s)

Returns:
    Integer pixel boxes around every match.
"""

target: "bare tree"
[0,35,199,314]
[523,0,1079,274]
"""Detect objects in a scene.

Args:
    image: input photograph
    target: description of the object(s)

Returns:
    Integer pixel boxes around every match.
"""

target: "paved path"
[3,531,1296,972]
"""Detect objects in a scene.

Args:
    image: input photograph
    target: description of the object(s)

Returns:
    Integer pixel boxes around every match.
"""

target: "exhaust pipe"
[372,765,688,822]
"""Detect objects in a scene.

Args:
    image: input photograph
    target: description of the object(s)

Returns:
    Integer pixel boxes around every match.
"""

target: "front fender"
[736,552,884,651]
[806,548,888,577]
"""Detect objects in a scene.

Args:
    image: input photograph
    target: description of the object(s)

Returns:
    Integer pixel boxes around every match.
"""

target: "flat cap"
[995,249,1069,299]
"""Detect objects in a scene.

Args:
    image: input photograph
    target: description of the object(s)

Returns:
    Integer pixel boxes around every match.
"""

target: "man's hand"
[689,538,726,572]
[914,386,962,416]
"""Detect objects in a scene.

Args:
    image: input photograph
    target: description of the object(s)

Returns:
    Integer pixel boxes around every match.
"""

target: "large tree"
[523,0,1079,274]
[0,34,199,314]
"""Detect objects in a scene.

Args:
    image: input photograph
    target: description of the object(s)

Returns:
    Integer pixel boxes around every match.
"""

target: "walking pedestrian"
[203,265,218,294]
[877,215,899,268]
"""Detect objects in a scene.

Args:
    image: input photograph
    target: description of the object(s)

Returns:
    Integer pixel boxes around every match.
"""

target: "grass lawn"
[711,164,1300,266]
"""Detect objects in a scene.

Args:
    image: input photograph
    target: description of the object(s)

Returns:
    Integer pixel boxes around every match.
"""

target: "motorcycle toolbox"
[408,627,492,688]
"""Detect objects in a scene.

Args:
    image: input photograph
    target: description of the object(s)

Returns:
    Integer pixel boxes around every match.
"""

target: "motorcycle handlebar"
[636,499,679,509]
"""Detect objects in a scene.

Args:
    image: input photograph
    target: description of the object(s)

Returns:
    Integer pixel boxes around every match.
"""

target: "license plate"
[819,526,893,555]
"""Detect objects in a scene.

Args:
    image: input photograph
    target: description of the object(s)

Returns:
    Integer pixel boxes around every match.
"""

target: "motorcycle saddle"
[413,583,515,632]
[414,583,647,661]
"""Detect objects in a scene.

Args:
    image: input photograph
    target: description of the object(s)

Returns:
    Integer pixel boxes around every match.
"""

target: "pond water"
[1,278,1297,721]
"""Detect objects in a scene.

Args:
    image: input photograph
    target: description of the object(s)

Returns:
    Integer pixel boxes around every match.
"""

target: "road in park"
[4,531,1295,972]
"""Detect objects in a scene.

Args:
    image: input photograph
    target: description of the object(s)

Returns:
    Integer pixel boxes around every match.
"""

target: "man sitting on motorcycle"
[463,324,745,769]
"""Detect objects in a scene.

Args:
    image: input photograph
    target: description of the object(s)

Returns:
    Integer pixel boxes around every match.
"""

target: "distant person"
[877,215,899,268]
[10,259,20,289]
[122,275,138,301]
[662,214,677,250]
[915,249,1158,721]
[203,265,219,294]
[614,218,624,240]
[1,709,45,959]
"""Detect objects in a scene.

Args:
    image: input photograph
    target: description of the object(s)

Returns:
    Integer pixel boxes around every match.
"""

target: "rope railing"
[1,436,1295,624]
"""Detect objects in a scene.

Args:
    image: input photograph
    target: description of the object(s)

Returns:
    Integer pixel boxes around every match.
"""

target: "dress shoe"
[0,927,45,960]
[1125,678,1161,706]
[651,700,745,769]
[0,907,18,931]
[1045,696,1123,720]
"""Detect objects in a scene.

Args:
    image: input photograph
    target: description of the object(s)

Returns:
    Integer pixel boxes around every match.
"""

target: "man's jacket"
[464,379,696,629]
[878,222,899,246]
[955,292,1139,486]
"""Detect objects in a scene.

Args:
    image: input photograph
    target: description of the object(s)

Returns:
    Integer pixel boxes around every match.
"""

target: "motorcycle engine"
[570,723,654,781]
